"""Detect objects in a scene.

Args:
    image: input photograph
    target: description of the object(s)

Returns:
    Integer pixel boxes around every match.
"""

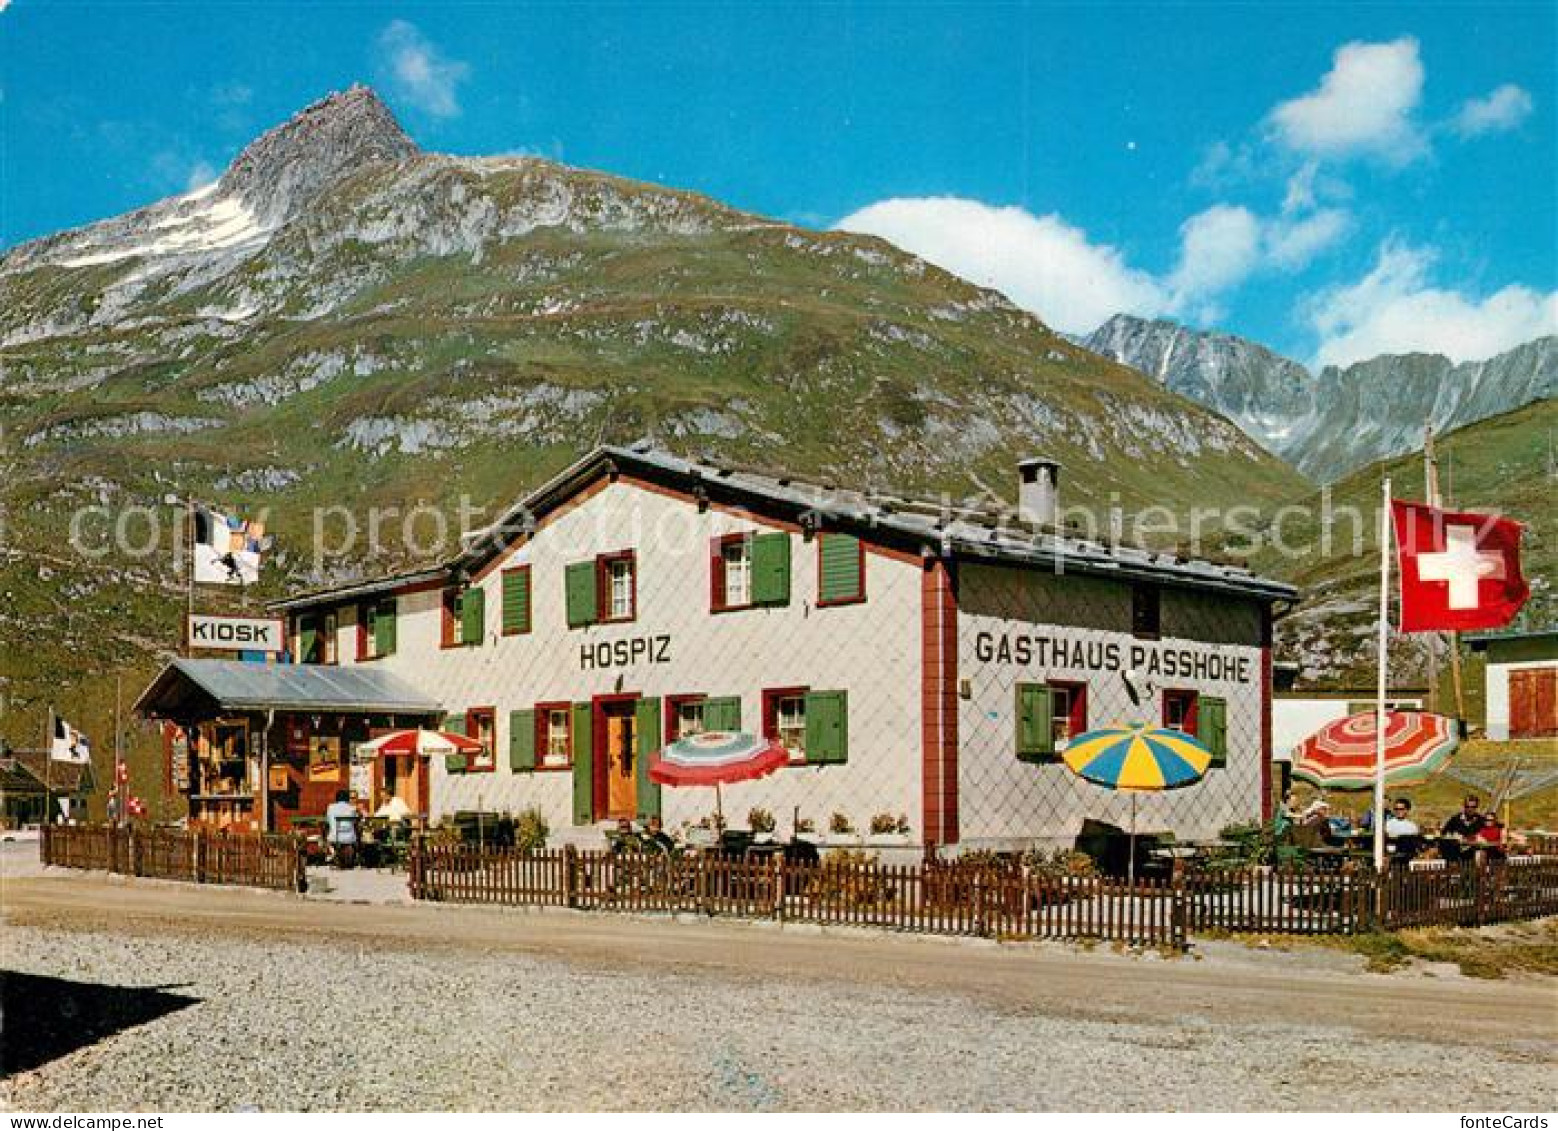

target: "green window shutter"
[703,696,742,732]
[442,715,467,773]
[461,586,485,646]
[502,569,531,634]
[634,697,662,820]
[509,709,536,772]
[565,561,598,627]
[1202,696,1228,768]
[298,619,317,664]
[804,690,848,764]
[374,599,397,656]
[819,533,863,604]
[571,702,594,824]
[1016,683,1056,763]
[750,532,791,606]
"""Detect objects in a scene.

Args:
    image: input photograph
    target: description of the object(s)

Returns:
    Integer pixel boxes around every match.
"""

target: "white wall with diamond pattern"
[955,563,1268,849]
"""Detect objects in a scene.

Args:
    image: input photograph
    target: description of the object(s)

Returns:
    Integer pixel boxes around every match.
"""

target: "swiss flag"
[1392,500,1529,632]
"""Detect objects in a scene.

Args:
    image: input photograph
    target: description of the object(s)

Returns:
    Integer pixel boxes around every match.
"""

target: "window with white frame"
[722,540,751,607]
[770,692,807,761]
[675,699,706,738]
[604,555,635,621]
[543,706,572,768]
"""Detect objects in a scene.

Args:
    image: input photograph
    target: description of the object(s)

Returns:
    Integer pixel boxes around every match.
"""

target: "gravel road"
[3,861,1555,1111]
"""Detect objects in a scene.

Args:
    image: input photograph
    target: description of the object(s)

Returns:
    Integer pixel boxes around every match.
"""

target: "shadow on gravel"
[1,971,200,1076]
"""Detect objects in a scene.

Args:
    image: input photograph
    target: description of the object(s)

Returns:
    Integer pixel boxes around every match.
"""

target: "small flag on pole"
[50,716,92,764]
[193,505,270,586]
[1391,501,1530,632]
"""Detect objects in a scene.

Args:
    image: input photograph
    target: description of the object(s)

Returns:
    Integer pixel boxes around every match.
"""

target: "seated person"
[1384,798,1422,862]
[1292,801,1338,849]
[607,817,639,854]
[1440,795,1488,862]
[1470,813,1506,859]
[641,815,676,854]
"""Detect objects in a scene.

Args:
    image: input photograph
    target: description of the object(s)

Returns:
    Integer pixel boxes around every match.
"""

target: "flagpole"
[43,707,54,827]
[113,674,124,826]
[1424,430,1469,728]
[185,497,196,657]
[1374,477,1392,872]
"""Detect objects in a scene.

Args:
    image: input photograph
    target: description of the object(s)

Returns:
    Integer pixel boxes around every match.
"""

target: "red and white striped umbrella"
[357,728,483,758]
[648,731,790,788]
[1293,710,1459,791]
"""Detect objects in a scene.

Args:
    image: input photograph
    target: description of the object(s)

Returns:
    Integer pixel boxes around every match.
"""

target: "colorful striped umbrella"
[1062,723,1213,790]
[649,731,790,830]
[648,731,790,788]
[357,728,483,758]
[1060,723,1212,886]
[1293,710,1458,791]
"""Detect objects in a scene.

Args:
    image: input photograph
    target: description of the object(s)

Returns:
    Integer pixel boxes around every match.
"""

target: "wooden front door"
[1509,668,1558,738]
[599,700,638,820]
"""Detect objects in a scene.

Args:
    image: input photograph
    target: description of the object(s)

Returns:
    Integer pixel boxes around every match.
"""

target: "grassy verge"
[1204,919,1558,978]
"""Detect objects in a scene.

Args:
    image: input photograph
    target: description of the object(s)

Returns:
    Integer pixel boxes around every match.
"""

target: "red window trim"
[534,700,574,770]
[815,532,867,608]
[439,588,461,650]
[355,605,370,662]
[1050,680,1089,739]
[596,550,637,624]
[709,534,754,613]
[762,685,809,762]
[664,693,708,743]
[1162,688,1200,736]
[465,706,498,773]
[500,564,533,637]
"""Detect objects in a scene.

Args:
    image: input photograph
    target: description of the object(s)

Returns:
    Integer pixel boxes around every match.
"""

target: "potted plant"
[866,811,912,846]
[748,807,776,842]
[794,815,819,842]
[826,811,860,846]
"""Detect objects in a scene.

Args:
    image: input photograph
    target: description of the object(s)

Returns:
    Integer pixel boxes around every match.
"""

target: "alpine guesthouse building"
[243,446,1295,851]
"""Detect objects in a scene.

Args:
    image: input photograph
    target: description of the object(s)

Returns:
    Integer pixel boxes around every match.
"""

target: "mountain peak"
[217,85,418,225]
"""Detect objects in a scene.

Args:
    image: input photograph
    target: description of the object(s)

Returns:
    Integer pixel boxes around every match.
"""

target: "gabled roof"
[134,659,443,717]
[270,444,1299,612]
[0,751,95,795]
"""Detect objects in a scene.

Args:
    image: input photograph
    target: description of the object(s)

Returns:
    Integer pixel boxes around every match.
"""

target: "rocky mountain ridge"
[1084,313,1556,481]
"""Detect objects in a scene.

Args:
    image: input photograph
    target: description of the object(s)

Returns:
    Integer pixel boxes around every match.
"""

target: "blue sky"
[2,1,1554,365]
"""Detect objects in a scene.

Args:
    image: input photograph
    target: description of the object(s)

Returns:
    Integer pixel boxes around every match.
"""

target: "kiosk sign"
[187,614,286,654]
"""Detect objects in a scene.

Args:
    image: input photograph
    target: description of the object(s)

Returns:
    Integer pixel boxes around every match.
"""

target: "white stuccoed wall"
[956,563,1268,848]
[332,478,924,843]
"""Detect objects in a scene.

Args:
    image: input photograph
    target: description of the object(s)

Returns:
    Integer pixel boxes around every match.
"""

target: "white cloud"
[835,197,1170,335]
[1265,208,1351,270]
[375,20,469,119]
[1169,205,1261,300]
[1269,37,1425,162]
[1450,83,1533,137]
[1307,241,1558,368]
[837,195,1353,335]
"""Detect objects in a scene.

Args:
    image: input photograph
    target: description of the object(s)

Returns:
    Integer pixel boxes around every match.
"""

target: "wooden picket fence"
[408,843,1558,946]
[41,824,308,893]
